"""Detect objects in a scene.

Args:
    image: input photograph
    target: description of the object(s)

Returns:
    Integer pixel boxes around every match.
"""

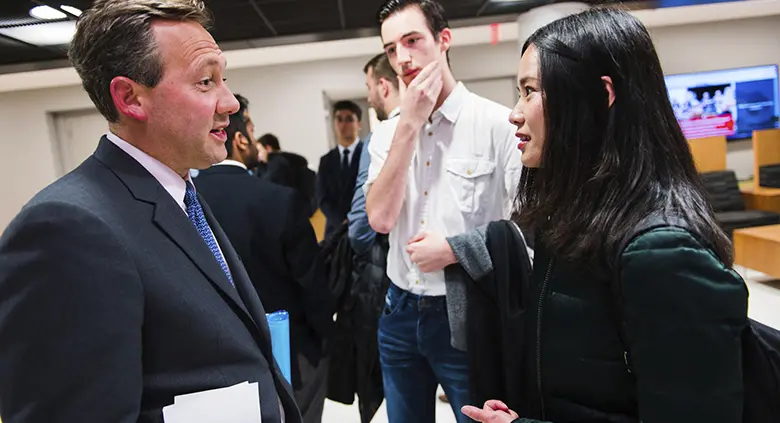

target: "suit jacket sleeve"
[316,154,340,223]
[620,228,746,423]
[347,137,376,255]
[283,191,335,340]
[0,202,144,423]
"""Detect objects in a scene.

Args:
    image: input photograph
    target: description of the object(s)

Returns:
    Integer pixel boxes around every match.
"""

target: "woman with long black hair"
[461,7,748,423]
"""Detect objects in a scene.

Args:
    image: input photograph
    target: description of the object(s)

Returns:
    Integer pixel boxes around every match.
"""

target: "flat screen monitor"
[664,64,780,141]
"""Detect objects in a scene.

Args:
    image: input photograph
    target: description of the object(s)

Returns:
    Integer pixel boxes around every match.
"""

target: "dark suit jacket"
[261,152,317,218]
[0,137,301,423]
[316,141,363,239]
[194,165,334,389]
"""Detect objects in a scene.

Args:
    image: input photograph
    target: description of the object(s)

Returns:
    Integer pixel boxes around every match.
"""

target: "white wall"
[1,14,779,232]
[0,84,96,233]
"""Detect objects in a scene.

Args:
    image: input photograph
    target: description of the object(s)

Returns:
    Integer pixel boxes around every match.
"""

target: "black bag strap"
[610,213,691,372]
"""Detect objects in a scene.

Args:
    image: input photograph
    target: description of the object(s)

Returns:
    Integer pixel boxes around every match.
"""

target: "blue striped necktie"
[184,181,234,286]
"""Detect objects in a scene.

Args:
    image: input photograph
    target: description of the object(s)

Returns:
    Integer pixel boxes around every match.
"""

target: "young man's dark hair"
[378,0,449,40]
[364,52,400,90]
[332,100,363,121]
[258,133,281,152]
[224,110,248,157]
[235,94,250,121]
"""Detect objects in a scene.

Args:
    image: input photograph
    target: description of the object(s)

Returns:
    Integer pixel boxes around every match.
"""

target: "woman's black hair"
[512,7,731,272]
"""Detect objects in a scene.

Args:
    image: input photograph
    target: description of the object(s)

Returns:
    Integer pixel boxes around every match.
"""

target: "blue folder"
[266,310,292,384]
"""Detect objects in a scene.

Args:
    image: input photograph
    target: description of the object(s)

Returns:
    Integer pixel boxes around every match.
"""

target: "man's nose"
[396,46,411,64]
[219,85,240,116]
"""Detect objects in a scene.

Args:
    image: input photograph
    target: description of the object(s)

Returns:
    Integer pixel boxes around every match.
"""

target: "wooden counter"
[733,224,780,280]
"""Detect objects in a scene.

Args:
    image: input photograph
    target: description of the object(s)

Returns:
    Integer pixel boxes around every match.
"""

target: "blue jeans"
[378,283,471,423]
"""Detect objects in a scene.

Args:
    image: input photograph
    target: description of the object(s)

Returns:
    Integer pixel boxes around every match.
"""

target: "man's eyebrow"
[194,56,224,70]
[382,31,422,49]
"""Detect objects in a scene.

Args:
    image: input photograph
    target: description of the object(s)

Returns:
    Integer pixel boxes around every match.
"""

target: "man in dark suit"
[0,2,300,422]
[317,100,364,240]
[195,98,334,423]
[257,133,318,218]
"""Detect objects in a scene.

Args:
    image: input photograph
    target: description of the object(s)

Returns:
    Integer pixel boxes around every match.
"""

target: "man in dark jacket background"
[257,133,318,218]
[196,96,334,423]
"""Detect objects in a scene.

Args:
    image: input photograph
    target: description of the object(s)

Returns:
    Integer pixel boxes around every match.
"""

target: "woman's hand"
[461,400,519,423]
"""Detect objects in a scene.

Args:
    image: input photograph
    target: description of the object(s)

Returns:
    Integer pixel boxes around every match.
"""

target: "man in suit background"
[317,100,364,240]
[257,133,318,218]
[0,1,300,422]
[196,96,334,423]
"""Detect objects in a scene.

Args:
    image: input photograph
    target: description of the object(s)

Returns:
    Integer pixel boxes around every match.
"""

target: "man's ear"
[438,28,452,56]
[601,76,616,107]
[110,76,148,121]
[238,133,252,152]
[228,132,243,156]
[379,78,391,98]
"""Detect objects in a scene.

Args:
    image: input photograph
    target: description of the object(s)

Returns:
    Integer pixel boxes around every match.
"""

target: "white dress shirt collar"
[337,138,360,165]
[434,81,468,123]
[387,107,401,120]
[337,138,359,155]
[105,132,191,213]
[214,159,248,170]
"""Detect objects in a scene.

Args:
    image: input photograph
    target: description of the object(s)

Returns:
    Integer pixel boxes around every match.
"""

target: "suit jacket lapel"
[93,137,255,325]
[152,196,254,320]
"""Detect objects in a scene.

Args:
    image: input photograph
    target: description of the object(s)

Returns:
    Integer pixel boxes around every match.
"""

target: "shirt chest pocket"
[445,158,497,215]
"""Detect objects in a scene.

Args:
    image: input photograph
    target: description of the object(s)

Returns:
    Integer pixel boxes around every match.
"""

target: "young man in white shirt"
[364,1,523,422]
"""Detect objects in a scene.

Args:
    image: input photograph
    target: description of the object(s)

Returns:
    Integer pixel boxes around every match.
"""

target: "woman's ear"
[601,76,615,107]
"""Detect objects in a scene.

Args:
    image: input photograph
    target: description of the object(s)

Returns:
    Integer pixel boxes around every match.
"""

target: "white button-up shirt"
[365,82,523,296]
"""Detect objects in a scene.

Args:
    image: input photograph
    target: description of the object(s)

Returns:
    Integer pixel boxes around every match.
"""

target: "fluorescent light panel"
[0,21,76,46]
[60,5,83,17]
[29,5,67,20]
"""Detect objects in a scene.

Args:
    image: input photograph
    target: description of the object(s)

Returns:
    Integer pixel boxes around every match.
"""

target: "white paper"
[163,381,262,423]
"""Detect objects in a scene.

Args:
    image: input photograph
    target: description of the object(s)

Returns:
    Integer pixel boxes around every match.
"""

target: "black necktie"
[341,149,350,171]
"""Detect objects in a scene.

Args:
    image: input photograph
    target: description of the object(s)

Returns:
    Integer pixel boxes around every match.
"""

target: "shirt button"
[415,279,420,285]
[427,131,433,136]
[420,219,425,225]
[426,161,431,167]
[467,169,473,175]
[424,191,428,196]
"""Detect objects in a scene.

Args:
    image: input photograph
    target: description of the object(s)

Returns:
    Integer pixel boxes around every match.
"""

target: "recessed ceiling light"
[60,5,83,17]
[29,5,67,20]
[0,21,76,46]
